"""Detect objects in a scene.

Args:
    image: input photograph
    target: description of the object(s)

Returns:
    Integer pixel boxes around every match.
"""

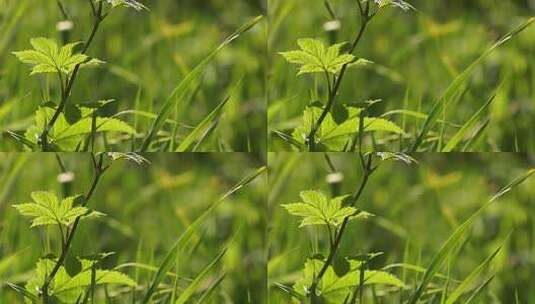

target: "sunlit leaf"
[282,190,371,227]
[280,39,360,76]
[13,38,102,76]
[12,191,93,227]
[294,259,404,303]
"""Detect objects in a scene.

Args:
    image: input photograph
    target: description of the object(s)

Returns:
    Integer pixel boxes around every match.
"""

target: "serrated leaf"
[12,191,97,227]
[292,105,404,151]
[280,38,356,76]
[282,190,369,227]
[25,106,136,151]
[13,37,102,76]
[25,258,135,302]
[294,259,404,303]
[55,117,136,141]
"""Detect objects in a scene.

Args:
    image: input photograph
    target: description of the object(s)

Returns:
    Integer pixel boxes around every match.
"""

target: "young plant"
[8,153,145,303]
[278,1,412,152]
[275,1,534,152]
[7,0,263,152]
[280,153,414,303]
[278,154,535,303]
[10,1,146,151]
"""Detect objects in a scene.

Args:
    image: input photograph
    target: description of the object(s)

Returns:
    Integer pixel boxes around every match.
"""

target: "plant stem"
[41,154,107,303]
[309,153,375,303]
[307,3,372,152]
[56,0,69,20]
[40,1,105,151]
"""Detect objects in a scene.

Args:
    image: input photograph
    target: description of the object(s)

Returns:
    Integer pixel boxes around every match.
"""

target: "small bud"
[326,172,344,184]
[323,20,341,32]
[57,172,75,183]
[56,20,73,32]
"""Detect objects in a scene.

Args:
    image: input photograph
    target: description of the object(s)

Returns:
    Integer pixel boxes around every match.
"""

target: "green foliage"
[24,106,135,151]
[292,105,404,150]
[293,258,404,303]
[407,169,535,303]
[12,191,101,228]
[25,258,135,303]
[410,17,535,152]
[140,15,263,151]
[282,190,371,227]
[142,166,267,303]
[175,82,238,152]
[12,38,102,76]
[174,248,227,304]
[280,39,362,76]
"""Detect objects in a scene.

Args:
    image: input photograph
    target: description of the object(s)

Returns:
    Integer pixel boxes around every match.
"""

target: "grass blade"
[272,282,304,301]
[445,231,511,304]
[441,93,495,152]
[174,248,227,304]
[176,80,242,152]
[192,119,220,152]
[141,166,266,303]
[194,273,226,304]
[271,130,306,149]
[408,169,534,304]
[0,0,28,56]
[3,130,37,149]
[461,119,490,152]
[464,275,495,304]
[410,17,534,152]
[5,282,39,303]
[139,15,263,152]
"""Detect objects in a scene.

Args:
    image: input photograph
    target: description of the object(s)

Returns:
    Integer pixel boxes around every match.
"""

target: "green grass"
[0,1,267,152]
[268,0,535,151]
[0,153,267,303]
[268,153,535,303]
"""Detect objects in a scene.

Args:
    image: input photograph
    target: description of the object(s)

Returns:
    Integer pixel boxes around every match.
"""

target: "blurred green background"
[0,0,266,151]
[268,0,535,151]
[0,152,267,303]
[269,153,535,303]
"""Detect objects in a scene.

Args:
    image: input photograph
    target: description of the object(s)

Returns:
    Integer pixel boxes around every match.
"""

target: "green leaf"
[282,190,371,227]
[292,105,404,151]
[25,106,135,151]
[56,117,136,141]
[294,259,404,303]
[25,259,135,303]
[13,191,92,227]
[280,38,357,75]
[13,37,102,76]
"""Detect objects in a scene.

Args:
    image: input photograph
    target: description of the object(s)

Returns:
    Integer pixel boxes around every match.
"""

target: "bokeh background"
[269,153,535,302]
[0,0,267,151]
[269,0,535,151]
[0,153,267,303]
